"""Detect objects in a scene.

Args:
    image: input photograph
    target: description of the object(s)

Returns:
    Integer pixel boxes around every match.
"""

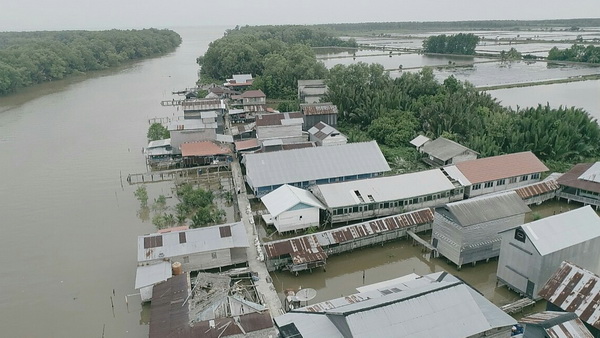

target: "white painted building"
[261,184,325,233]
[496,206,600,299]
[308,122,347,146]
[134,261,172,302]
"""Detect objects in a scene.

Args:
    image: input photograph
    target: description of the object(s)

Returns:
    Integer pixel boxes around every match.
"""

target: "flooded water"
[0,26,228,337]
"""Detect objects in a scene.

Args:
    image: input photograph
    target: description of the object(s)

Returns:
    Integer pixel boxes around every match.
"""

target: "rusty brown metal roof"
[241,89,266,98]
[520,311,593,337]
[557,163,600,193]
[455,151,548,184]
[255,112,303,127]
[515,180,560,199]
[179,312,273,338]
[243,104,267,112]
[149,274,190,338]
[300,103,338,116]
[264,235,327,264]
[538,261,600,330]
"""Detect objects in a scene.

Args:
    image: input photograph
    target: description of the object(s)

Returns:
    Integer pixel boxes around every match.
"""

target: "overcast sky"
[1,0,598,31]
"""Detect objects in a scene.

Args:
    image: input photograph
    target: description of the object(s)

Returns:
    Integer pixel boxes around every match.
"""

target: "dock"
[500,298,536,314]
[127,163,230,185]
[160,99,185,106]
[407,230,437,254]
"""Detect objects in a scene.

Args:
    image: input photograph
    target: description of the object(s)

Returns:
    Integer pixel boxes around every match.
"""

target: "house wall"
[170,129,217,153]
[243,97,266,105]
[303,114,337,131]
[433,213,526,267]
[274,207,320,233]
[465,172,543,198]
[450,151,478,164]
[257,125,304,144]
[321,135,348,147]
[171,248,233,272]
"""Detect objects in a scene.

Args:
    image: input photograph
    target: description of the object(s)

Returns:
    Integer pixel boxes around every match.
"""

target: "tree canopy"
[422,33,480,55]
[548,44,600,63]
[0,28,182,95]
[147,123,170,141]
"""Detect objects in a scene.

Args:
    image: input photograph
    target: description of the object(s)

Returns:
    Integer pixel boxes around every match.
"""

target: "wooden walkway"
[406,230,437,254]
[127,163,230,185]
[500,298,535,314]
[160,99,185,107]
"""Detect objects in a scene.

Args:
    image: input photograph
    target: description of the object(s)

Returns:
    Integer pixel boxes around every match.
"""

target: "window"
[352,206,359,213]
[412,198,419,204]
[531,173,540,180]
[383,202,390,209]
[514,228,526,243]
[472,184,482,190]
[367,204,374,211]
[299,215,303,220]
[336,208,344,215]
[183,256,189,263]
[484,181,493,188]
[179,232,186,244]
[211,252,217,259]
[144,235,163,249]
[521,175,529,182]
[497,179,506,186]
[426,195,432,201]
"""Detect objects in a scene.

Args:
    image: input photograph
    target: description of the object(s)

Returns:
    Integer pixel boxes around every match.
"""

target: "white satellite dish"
[295,288,317,302]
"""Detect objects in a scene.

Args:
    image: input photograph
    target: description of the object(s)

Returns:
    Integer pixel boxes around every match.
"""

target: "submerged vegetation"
[548,44,600,63]
[0,28,182,95]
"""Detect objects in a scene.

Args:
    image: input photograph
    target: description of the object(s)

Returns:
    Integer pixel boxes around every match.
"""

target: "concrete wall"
[274,207,320,233]
[433,213,526,268]
[466,173,543,198]
[170,129,217,154]
[450,151,478,164]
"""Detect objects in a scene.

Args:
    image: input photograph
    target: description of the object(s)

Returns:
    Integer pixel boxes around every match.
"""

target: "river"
[0,26,227,338]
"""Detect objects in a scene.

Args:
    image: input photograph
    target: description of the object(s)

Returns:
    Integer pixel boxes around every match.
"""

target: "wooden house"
[432,191,530,269]
[308,122,347,146]
[168,119,217,154]
[300,103,338,130]
[538,261,600,337]
[261,185,325,233]
[180,141,232,167]
[496,206,600,299]
[452,151,549,198]
[241,89,266,113]
[557,162,600,209]
[419,137,478,166]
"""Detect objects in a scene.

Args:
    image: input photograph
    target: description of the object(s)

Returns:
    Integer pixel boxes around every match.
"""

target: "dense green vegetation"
[147,123,170,141]
[0,28,182,95]
[547,44,600,63]
[422,33,479,55]
[197,25,354,98]
[175,184,225,228]
[325,63,600,172]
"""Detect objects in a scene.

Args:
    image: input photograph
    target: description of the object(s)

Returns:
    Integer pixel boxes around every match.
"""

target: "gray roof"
[275,271,516,338]
[138,222,249,262]
[410,135,430,148]
[501,205,600,256]
[167,119,217,131]
[420,137,478,161]
[244,141,390,189]
[520,311,593,337]
[147,138,171,148]
[261,185,325,217]
[440,191,530,226]
[314,168,456,208]
[134,261,172,289]
[308,122,345,141]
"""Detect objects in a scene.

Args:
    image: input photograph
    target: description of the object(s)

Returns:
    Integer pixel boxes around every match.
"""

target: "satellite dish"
[295,288,317,302]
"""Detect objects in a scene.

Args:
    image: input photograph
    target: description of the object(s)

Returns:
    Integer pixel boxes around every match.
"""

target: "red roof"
[455,151,548,184]
[180,141,231,157]
[241,89,266,98]
[234,138,260,151]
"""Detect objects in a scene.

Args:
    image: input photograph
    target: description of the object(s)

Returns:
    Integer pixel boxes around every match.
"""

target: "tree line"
[0,29,182,95]
[548,44,600,63]
[197,25,355,99]
[422,33,479,55]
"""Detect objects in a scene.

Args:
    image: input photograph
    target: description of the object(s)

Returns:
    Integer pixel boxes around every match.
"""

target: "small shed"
[419,137,478,166]
[298,79,327,104]
[300,102,338,130]
[409,134,431,150]
[557,162,600,209]
[261,185,325,233]
[146,138,173,166]
[432,191,530,269]
[496,206,600,299]
[538,261,600,337]
[308,122,347,146]
[519,311,593,338]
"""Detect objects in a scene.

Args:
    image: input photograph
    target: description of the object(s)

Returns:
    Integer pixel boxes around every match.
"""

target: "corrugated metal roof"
[520,311,593,337]
[261,185,325,218]
[455,151,548,184]
[200,111,218,119]
[558,162,600,193]
[514,179,560,199]
[148,139,171,148]
[300,103,338,116]
[420,137,478,161]
[232,74,253,83]
[264,209,434,259]
[243,104,268,112]
[188,312,274,338]
[308,122,344,141]
[441,191,530,226]
[167,119,217,131]
[443,165,472,186]
[539,261,600,330]
[181,98,225,111]
[314,168,456,208]
[244,141,390,189]
[410,135,430,148]
[180,141,231,157]
[235,138,260,151]
[241,90,266,98]
[149,274,190,338]
[138,222,249,262]
[135,261,172,289]
[275,271,515,338]
[504,206,600,256]
[255,112,303,127]
[263,235,328,265]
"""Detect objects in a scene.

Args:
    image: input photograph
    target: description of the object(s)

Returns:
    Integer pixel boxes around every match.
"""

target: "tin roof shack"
[180,141,232,167]
[496,206,600,299]
[298,79,327,104]
[224,73,254,89]
[134,261,172,302]
[538,261,600,337]
[243,140,390,197]
[308,122,347,146]
[138,222,249,272]
[275,271,516,338]
[419,137,478,167]
[432,191,530,270]
[145,138,174,167]
[168,119,218,154]
[557,162,600,209]
[311,167,464,224]
[519,311,594,338]
[514,178,561,206]
[300,102,338,130]
[263,235,328,274]
[261,185,325,233]
[409,134,431,151]
[181,98,226,116]
[454,151,548,198]
[255,112,305,146]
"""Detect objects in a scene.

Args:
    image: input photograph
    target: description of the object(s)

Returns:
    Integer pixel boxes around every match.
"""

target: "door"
[526,280,535,298]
